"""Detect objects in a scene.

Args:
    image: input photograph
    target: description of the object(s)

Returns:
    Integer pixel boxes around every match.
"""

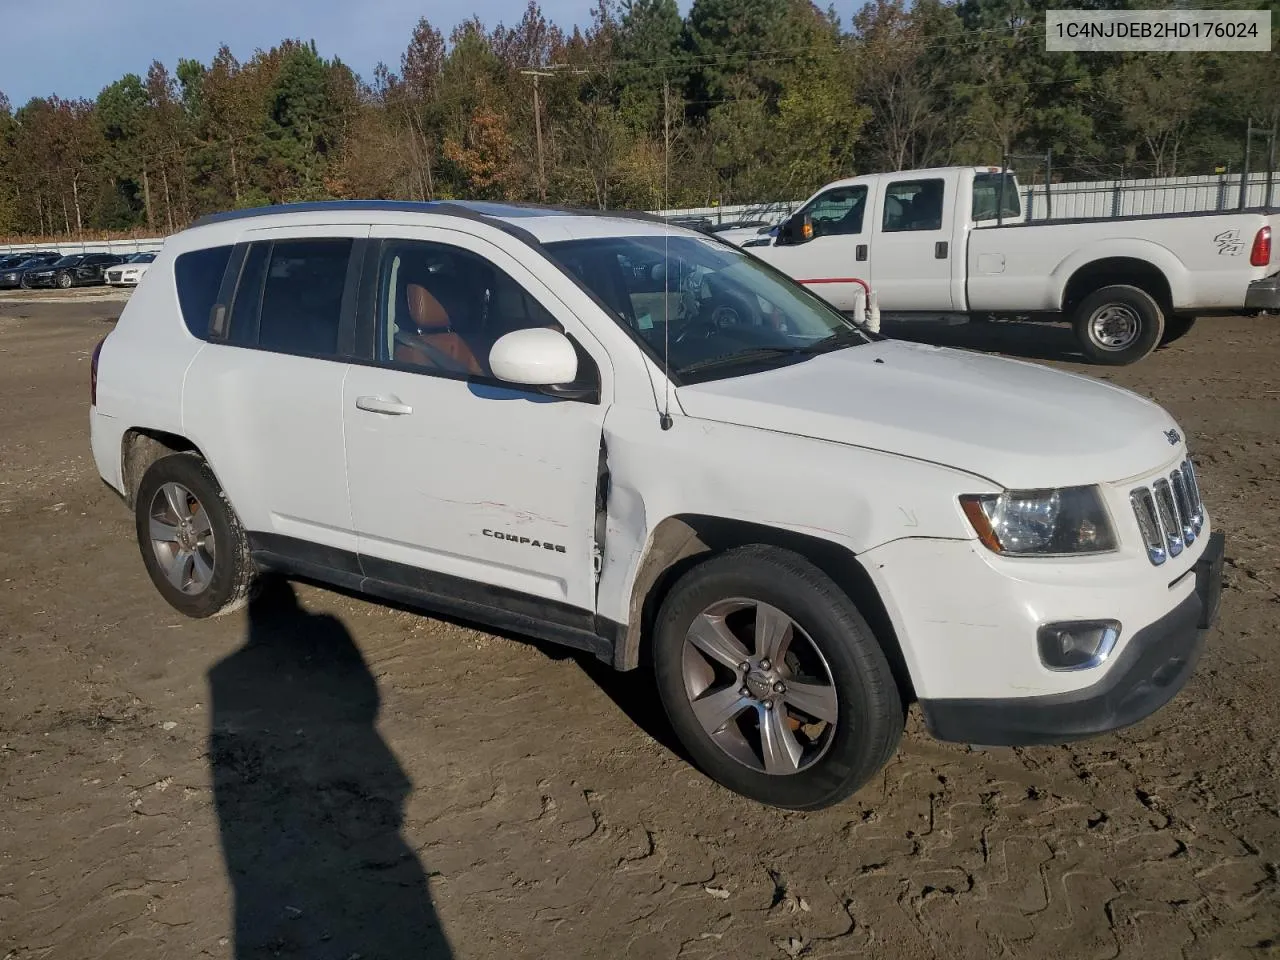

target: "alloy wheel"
[147,482,217,595]
[681,598,839,776]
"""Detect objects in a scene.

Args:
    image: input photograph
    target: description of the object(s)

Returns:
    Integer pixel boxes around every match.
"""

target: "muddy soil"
[1,301,1276,959]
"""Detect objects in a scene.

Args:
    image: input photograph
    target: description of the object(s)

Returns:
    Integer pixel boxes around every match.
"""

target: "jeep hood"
[674,340,1180,489]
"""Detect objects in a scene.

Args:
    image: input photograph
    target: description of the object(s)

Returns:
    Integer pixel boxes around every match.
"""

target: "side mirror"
[489,327,579,387]
[776,212,813,246]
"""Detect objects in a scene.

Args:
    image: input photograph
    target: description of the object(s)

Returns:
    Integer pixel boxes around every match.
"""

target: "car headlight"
[960,486,1116,556]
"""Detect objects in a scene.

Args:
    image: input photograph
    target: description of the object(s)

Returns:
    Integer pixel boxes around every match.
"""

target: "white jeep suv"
[89,200,1225,810]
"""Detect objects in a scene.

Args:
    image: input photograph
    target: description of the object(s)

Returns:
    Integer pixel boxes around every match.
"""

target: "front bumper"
[919,531,1224,745]
[23,274,57,287]
[1245,271,1280,310]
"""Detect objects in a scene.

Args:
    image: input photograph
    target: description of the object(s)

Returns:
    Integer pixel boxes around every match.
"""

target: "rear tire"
[134,454,255,618]
[1071,284,1164,366]
[652,545,903,811]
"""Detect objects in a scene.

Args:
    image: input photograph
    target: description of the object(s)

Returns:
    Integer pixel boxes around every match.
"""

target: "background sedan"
[105,252,157,287]
[0,252,63,289]
[21,253,124,289]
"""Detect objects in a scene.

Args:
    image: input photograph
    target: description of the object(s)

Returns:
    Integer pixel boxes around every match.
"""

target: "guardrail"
[0,237,165,257]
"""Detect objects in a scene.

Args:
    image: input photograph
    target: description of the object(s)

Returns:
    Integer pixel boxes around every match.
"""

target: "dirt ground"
[0,293,1277,960]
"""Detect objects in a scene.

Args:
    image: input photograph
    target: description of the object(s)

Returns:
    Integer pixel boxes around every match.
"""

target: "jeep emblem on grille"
[1164,428,1180,445]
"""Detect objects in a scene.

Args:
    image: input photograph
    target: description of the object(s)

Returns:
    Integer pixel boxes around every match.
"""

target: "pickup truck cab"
[90,200,1225,810]
[743,166,1280,365]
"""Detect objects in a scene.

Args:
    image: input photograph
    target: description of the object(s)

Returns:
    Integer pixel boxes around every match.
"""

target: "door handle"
[355,396,413,416]
[856,244,868,262]
[935,241,949,259]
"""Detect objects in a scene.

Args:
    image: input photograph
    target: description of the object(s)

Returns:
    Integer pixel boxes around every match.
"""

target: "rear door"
[868,173,959,312]
[182,224,368,561]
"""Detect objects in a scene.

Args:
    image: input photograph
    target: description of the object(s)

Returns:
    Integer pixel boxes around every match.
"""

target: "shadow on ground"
[280,573,696,769]
[878,316,1089,363]
[208,577,452,959]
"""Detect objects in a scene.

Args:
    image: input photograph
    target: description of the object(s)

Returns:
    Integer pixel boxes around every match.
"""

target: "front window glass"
[52,255,84,267]
[376,239,563,377]
[802,185,868,237]
[545,234,868,382]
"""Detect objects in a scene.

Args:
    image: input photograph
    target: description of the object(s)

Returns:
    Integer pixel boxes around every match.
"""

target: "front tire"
[1072,284,1164,365]
[56,272,72,289]
[653,545,903,810]
[134,454,254,618]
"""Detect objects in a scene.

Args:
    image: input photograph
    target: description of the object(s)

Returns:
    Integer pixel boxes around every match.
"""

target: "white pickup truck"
[740,166,1280,364]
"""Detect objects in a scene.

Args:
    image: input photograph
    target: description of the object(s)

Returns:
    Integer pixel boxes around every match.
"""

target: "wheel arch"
[120,428,206,507]
[617,514,916,704]
[1060,256,1175,316]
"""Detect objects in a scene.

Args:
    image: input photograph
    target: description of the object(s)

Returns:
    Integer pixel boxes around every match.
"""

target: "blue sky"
[0,0,610,107]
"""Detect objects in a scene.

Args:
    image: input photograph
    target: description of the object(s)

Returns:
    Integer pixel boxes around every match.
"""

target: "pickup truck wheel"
[1072,285,1164,365]
[134,453,254,619]
[653,545,902,810]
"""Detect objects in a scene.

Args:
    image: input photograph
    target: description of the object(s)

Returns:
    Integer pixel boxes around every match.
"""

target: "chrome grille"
[1153,479,1183,559]
[1130,458,1203,566]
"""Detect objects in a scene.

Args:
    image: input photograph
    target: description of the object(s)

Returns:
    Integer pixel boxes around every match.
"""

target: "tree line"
[0,0,1276,239]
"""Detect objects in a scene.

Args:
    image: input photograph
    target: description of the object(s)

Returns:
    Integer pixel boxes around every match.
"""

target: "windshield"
[128,252,156,263]
[544,234,868,382]
[52,255,83,267]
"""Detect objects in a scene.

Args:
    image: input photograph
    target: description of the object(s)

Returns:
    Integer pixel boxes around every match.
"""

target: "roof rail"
[189,199,666,230]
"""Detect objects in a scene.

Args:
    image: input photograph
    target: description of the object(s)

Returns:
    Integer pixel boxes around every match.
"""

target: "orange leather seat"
[394,282,484,375]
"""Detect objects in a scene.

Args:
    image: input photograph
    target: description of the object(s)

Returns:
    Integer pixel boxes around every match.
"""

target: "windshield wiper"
[798,326,868,354]
[678,346,804,374]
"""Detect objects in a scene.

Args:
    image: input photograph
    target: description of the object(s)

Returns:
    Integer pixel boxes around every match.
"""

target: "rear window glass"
[175,246,233,339]
[255,238,352,358]
[972,173,1021,222]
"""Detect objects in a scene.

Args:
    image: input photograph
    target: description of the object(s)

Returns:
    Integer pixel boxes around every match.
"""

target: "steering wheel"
[673,316,721,345]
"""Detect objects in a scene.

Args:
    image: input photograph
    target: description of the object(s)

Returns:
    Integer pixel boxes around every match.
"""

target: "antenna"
[659,77,674,431]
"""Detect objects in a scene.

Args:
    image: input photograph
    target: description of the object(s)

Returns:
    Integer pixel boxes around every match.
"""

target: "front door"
[868,174,958,313]
[757,184,869,311]
[342,226,610,612]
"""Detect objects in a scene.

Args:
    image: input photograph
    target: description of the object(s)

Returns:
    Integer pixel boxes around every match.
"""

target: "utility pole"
[662,79,672,209]
[520,64,589,204]
[520,69,553,203]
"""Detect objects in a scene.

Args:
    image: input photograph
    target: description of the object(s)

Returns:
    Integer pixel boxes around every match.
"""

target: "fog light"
[1037,620,1121,671]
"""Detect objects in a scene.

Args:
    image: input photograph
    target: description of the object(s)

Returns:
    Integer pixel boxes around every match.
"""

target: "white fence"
[0,237,165,257]
[2,169,1275,255]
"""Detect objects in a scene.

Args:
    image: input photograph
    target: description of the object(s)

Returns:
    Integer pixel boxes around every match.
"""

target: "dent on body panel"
[595,406,975,628]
